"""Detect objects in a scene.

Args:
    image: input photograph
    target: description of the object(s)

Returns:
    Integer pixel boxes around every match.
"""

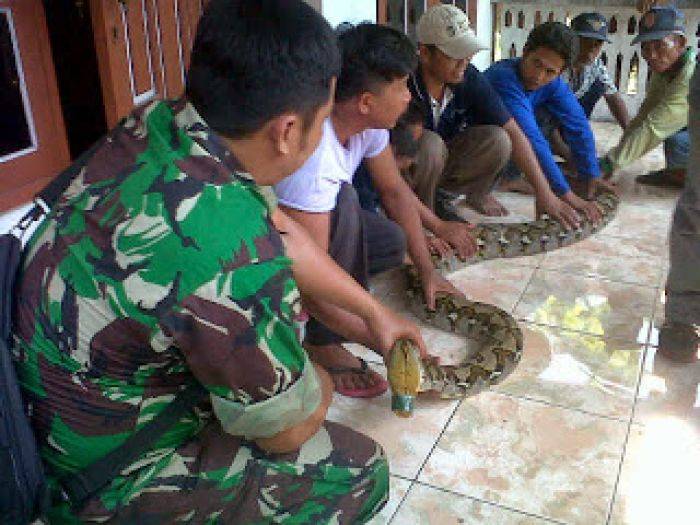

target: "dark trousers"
[305,183,407,346]
[578,79,606,118]
[665,69,700,327]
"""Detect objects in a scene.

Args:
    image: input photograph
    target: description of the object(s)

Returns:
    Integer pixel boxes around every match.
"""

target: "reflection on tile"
[419,392,627,524]
[327,363,459,479]
[392,482,553,525]
[540,234,663,287]
[515,269,656,344]
[497,324,643,420]
[610,423,700,525]
[367,476,411,525]
[448,261,536,313]
[634,346,700,431]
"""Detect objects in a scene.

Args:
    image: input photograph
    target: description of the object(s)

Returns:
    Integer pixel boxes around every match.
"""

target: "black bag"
[0,216,48,524]
[0,136,206,523]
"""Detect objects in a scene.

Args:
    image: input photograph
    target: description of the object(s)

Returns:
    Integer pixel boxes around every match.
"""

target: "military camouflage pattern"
[11,99,388,523]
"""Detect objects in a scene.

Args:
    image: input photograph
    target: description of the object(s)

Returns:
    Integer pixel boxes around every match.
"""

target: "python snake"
[387,190,620,417]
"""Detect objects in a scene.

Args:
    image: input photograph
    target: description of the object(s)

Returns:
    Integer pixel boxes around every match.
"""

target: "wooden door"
[0,1,70,211]
[90,0,208,128]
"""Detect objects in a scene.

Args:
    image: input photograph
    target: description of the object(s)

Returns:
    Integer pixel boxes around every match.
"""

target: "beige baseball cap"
[417,4,487,60]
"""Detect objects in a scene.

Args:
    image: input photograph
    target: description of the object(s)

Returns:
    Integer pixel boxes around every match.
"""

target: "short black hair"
[336,23,418,102]
[398,100,427,127]
[186,0,340,138]
[524,21,577,69]
[390,123,420,159]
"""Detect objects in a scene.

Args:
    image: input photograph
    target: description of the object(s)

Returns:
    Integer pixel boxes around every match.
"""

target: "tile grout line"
[516,319,652,348]
[511,263,540,314]
[385,479,414,524]
[385,388,466,523]
[603,357,647,525]
[518,319,649,346]
[407,479,568,525]
[386,397,466,525]
[411,397,464,482]
[534,266,664,290]
[528,266,662,291]
[603,286,655,525]
[494,390,636,426]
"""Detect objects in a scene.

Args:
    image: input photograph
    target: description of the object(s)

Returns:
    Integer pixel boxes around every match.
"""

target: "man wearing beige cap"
[409,4,580,228]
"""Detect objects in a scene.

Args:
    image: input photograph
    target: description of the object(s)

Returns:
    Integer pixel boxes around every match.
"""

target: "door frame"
[0,1,69,211]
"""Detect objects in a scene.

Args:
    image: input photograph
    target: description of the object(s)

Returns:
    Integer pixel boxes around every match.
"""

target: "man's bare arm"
[502,118,581,229]
[367,147,461,308]
[272,207,427,359]
[605,93,630,130]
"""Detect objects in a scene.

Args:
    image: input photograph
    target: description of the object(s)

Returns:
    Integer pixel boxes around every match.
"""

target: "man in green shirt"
[600,5,695,187]
[11,1,428,522]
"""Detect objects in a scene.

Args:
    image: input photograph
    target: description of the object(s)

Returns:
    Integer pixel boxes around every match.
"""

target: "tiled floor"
[2,124,696,525]
[327,123,700,525]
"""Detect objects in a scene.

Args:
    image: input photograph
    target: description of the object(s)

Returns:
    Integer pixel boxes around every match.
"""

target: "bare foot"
[304,342,386,394]
[497,178,535,195]
[466,194,509,216]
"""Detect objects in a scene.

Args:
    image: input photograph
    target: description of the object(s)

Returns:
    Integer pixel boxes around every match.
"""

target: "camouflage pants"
[48,421,389,524]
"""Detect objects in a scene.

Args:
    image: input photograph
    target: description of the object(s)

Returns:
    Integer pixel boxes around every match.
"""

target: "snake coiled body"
[388,191,620,416]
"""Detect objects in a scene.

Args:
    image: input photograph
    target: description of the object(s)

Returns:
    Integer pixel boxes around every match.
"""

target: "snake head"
[387,339,423,418]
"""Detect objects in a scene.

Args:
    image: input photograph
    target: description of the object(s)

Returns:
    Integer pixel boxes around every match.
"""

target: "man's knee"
[481,125,513,168]
[367,218,406,275]
[385,220,407,263]
[417,130,448,172]
[447,125,512,179]
[664,129,691,169]
[331,183,363,246]
[309,422,389,522]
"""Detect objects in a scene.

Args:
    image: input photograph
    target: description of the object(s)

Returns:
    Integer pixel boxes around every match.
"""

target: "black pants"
[578,79,606,118]
[305,183,407,345]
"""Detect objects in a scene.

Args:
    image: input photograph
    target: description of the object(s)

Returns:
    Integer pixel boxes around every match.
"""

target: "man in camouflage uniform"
[11,1,428,522]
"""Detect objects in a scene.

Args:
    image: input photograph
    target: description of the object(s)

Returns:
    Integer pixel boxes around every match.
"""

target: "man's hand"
[561,190,602,224]
[433,220,477,260]
[587,177,619,200]
[365,303,430,361]
[419,266,463,310]
[426,234,453,259]
[535,191,580,230]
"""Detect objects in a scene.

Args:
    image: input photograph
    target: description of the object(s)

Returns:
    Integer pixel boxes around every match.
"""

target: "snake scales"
[387,190,620,417]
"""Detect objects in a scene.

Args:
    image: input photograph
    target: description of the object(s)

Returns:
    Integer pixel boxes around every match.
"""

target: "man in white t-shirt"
[275,24,476,397]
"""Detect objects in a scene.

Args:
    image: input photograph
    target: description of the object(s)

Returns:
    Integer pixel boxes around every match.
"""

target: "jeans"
[664,128,690,171]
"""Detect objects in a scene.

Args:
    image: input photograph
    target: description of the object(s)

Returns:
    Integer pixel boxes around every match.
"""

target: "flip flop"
[435,198,467,223]
[326,357,389,398]
[635,170,684,188]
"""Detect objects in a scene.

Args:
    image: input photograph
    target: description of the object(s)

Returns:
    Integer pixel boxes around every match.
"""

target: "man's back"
[12,99,299,478]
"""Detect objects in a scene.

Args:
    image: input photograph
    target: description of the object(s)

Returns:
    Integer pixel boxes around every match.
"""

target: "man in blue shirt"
[485,21,615,220]
[408,4,581,228]
[538,13,630,171]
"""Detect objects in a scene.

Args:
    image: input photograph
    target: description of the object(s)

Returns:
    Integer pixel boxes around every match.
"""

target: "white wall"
[321,0,376,27]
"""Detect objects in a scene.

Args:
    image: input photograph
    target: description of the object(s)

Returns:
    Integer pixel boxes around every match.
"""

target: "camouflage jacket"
[11,100,321,479]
